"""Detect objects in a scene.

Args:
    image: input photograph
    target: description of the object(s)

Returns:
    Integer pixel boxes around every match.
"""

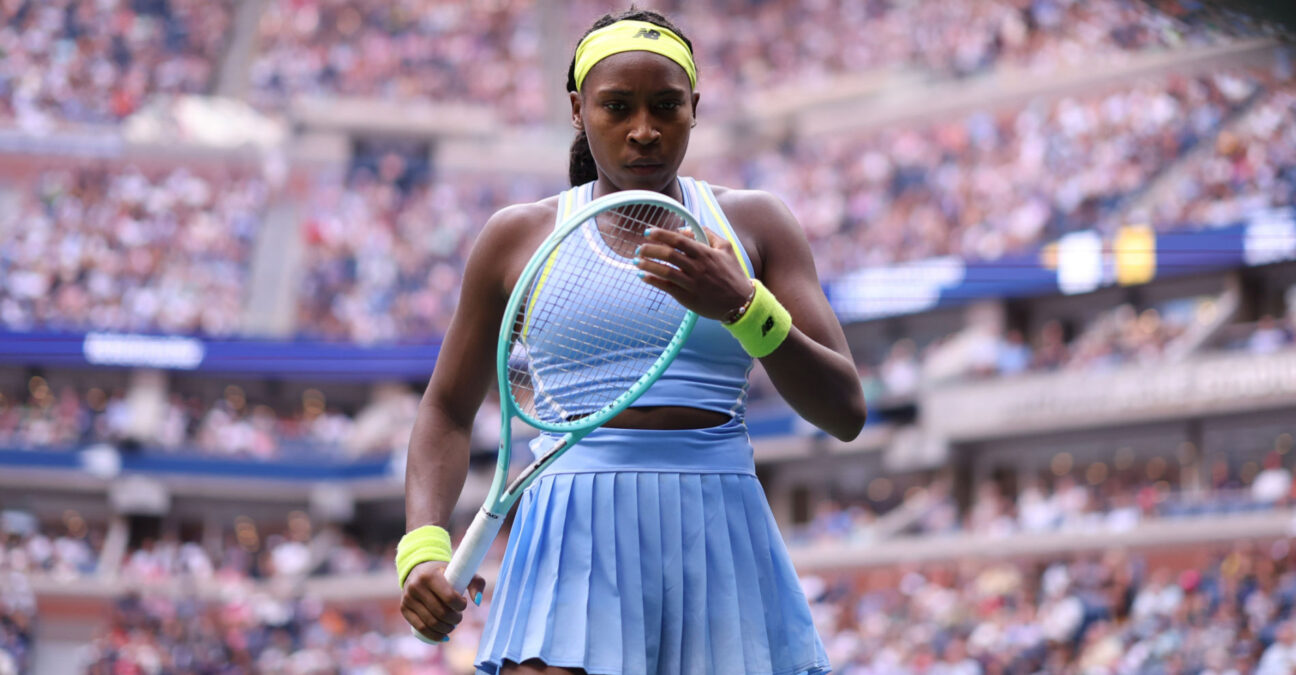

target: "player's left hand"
[635,227,753,321]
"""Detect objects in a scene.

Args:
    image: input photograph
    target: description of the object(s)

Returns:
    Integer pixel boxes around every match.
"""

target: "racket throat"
[505,436,571,496]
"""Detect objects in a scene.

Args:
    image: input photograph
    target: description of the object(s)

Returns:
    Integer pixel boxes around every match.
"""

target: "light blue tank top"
[549,177,756,421]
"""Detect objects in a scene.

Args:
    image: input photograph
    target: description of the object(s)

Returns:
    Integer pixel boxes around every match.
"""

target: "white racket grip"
[444,508,504,593]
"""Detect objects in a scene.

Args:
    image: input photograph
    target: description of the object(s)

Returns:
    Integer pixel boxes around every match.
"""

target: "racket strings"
[507,202,692,424]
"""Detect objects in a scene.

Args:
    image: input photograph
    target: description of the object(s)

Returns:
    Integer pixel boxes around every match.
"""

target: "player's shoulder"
[708,184,780,208]
[473,195,564,256]
[481,195,563,238]
[466,195,566,294]
[705,184,801,237]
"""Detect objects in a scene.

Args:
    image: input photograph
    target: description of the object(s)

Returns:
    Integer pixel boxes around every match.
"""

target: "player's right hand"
[401,560,486,642]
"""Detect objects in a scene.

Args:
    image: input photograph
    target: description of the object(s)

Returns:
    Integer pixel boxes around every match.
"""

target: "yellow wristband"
[396,525,453,589]
[723,280,791,358]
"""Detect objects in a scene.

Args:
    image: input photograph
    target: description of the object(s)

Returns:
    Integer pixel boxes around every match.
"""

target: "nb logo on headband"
[632,28,661,40]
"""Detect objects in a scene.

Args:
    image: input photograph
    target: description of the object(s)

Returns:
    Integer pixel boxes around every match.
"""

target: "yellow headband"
[574,20,696,92]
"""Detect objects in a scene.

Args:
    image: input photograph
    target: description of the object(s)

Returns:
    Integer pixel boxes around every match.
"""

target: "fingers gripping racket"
[420,190,708,640]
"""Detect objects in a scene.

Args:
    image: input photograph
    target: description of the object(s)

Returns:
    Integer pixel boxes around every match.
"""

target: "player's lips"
[625,160,663,174]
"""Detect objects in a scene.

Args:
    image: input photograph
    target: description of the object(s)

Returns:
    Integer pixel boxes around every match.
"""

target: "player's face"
[573,51,699,195]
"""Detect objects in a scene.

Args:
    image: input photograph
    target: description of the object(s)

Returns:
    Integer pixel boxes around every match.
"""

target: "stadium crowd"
[0,164,268,337]
[0,378,416,461]
[249,0,547,125]
[0,0,1266,131]
[1,512,101,579]
[1148,83,1296,230]
[295,160,558,343]
[647,0,1259,112]
[859,293,1268,400]
[114,516,395,584]
[807,541,1296,674]
[0,0,233,130]
[78,590,468,674]
[1,511,99,673]
[0,510,494,672]
[4,294,1283,465]
[1,2,1293,674]
[795,435,1296,548]
[9,487,1296,673]
[18,540,1296,674]
[289,67,1286,342]
[1,79,1288,343]
[701,70,1259,278]
[0,567,33,675]
[245,0,1262,124]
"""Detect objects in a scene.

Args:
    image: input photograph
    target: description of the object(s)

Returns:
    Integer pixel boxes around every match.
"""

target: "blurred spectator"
[965,480,1015,536]
[1031,320,1071,371]
[879,338,920,398]
[1251,453,1292,506]
[1258,620,1296,675]
[0,575,33,675]
[1249,315,1292,354]
[0,512,44,675]
[996,329,1032,376]
[1017,478,1062,533]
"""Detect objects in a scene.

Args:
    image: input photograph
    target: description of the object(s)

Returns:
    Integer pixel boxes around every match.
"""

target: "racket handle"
[444,508,504,593]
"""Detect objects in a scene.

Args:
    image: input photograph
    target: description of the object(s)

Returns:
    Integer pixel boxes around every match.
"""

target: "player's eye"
[603,101,627,112]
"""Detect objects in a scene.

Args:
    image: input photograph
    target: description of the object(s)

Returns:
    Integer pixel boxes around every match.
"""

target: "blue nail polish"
[637,271,647,279]
[634,245,642,256]
[632,257,641,265]
[474,591,483,606]
[441,636,450,643]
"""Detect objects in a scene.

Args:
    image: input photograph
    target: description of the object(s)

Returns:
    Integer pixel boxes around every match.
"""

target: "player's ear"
[570,91,583,131]
[690,91,700,127]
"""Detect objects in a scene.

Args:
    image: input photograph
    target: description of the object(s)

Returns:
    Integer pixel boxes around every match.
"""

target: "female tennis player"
[400,8,867,674]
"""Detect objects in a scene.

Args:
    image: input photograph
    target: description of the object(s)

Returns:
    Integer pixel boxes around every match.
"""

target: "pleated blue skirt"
[475,418,830,675]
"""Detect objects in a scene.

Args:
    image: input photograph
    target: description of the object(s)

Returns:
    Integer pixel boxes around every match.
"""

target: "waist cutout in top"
[532,416,755,476]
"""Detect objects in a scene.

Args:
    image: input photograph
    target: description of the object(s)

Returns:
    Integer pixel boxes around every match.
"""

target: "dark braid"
[566,8,695,187]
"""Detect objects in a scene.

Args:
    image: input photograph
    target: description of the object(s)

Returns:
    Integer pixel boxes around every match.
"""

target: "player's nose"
[628,112,660,146]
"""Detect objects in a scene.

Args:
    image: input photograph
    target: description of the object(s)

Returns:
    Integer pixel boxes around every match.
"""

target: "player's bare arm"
[721,187,866,440]
[405,199,558,532]
[640,187,866,440]
[401,199,556,641]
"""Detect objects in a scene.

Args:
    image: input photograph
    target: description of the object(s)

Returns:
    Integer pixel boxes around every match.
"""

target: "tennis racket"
[414,189,708,643]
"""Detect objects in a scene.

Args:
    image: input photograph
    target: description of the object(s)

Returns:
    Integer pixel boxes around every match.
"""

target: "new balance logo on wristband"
[633,28,661,40]
[761,316,775,337]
